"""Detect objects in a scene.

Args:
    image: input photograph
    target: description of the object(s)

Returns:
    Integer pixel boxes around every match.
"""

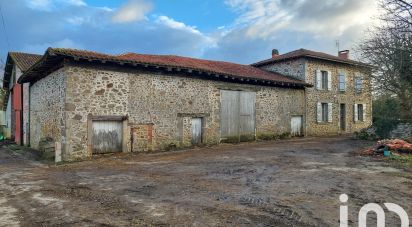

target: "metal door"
[220,90,256,141]
[92,121,123,154]
[191,118,202,145]
[291,116,302,136]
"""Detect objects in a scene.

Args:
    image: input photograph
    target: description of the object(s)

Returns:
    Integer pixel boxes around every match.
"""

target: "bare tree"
[0,58,5,86]
[358,0,412,120]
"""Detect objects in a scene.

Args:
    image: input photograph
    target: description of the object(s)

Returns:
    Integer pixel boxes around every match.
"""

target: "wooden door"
[291,116,303,136]
[220,90,256,142]
[220,90,240,138]
[92,121,123,154]
[191,118,202,145]
[340,104,346,131]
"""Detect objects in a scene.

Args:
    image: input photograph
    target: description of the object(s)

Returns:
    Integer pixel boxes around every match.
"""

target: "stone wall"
[57,64,305,160]
[260,58,306,81]
[30,67,67,150]
[256,87,305,135]
[390,123,412,139]
[23,83,30,145]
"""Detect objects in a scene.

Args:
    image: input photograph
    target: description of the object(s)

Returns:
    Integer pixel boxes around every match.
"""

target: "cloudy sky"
[0,0,378,65]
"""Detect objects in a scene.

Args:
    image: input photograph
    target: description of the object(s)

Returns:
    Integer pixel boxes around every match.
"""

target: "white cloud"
[155,16,202,35]
[26,0,53,11]
[225,0,378,39]
[112,0,153,23]
[65,0,86,6]
[67,16,85,26]
[25,0,86,11]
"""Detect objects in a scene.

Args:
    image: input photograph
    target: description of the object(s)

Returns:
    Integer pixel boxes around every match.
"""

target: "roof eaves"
[20,48,311,88]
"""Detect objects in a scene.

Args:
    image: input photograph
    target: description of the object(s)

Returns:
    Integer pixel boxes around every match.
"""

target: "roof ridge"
[9,51,42,56]
[252,48,371,68]
[117,51,256,67]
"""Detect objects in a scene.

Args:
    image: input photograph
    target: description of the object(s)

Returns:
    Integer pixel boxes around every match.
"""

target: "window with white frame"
[316,70,331,91]
[317,102,332,123]
[338,74,346,91]
[354,103,366,122]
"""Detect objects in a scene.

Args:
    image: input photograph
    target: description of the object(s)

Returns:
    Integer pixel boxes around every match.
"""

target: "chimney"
[338,50,349,59]
[272,49,279,58]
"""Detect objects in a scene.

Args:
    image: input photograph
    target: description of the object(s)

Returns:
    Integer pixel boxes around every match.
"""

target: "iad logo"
[339,194,409,227]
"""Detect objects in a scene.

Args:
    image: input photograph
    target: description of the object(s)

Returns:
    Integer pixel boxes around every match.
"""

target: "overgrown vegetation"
[388,154,412,164]
[358,0,412,132]
[373,96,401,138]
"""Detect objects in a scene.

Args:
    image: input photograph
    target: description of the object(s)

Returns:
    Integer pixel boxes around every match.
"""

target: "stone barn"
[16,47,372,161]
[18,48,308,161]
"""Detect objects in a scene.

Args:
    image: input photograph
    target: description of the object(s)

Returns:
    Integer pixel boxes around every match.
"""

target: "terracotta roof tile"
[20,48,309,87]
[252,48,371,68]
[9,52,42,72]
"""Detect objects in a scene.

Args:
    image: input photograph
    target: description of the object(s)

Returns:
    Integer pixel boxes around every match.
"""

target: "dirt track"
[1,136,411,226]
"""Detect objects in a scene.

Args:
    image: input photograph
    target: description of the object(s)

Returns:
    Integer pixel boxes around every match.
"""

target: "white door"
[191,118,202,145]
[92,121,123,154]
[291,116,303,136]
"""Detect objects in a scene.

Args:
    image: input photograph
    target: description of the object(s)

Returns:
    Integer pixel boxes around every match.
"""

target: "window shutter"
[354,104,358,122]
[316,70,321,90]
[317,102,322,122]
[363,104,366,121]
[328,103,333,122]
[327,71,332,91]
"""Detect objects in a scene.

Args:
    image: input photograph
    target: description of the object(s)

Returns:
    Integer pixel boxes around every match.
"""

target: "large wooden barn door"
[220,90,256,142]
[92,121,123,154]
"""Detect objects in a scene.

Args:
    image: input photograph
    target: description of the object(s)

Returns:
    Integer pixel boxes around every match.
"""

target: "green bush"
[373,96,400,138]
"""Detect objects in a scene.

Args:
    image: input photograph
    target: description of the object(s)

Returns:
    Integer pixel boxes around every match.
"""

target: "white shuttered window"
[317,102,332,123]
[354,103,366,122]
[315,70,331,90]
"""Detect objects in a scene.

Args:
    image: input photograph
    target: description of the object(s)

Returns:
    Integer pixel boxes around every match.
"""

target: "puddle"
[0,198,19,227]
[302,162,330,166]
[324,166,401,174]
[32,193,66,208]
[125,161,170,165]
[146,204,165,217]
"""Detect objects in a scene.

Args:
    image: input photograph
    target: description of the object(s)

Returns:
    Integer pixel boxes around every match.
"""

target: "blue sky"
[0,0,378,65]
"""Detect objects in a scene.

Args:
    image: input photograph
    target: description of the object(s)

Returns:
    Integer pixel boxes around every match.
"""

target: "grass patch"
[387,154,412,164]
[7,144,25,153]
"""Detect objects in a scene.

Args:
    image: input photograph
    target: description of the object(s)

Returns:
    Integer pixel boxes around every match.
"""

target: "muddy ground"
[0,136,411,226]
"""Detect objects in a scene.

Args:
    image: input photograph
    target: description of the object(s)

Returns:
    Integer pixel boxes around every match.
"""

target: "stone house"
[15,47,371,161]
[2,52,42,144]
[253,49,372,136]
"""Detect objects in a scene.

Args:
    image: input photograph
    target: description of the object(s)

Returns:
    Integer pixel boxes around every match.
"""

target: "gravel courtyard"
[1,136,411,226]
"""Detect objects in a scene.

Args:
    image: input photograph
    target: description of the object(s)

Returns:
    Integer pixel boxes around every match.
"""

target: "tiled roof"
[19,48,310,87]
[8,52,42,72]
[3,52,42,89]
[252,48,371,68]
